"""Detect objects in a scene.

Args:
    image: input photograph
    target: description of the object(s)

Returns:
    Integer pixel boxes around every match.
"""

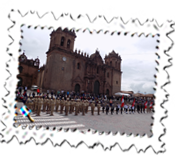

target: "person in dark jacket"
[106,103,109,115]
[111,103,114,115]
[32,92,35,98]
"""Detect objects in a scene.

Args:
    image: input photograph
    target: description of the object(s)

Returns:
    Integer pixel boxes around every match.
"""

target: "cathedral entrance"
[75,84,80,94]
[106,89,109,95]
[94,80,100,95]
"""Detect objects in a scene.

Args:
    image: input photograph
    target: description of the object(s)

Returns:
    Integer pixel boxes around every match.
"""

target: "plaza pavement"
[15,102,153,136]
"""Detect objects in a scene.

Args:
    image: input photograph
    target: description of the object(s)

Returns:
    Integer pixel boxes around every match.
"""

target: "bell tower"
[104,50,122,95]
[48,27,76,52]
[104,50,122,71]
[43,28,77,91]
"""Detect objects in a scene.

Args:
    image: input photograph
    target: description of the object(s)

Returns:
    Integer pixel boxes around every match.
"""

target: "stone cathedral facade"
[37,28,122,96]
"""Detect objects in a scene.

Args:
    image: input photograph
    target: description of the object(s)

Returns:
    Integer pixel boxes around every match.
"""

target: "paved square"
[15,102,153,136]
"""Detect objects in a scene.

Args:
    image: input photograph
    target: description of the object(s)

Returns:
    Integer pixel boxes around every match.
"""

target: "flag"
[132,99,135,107]
[144,101,148,109]
[18,105,34,122]
[149,102,153,109]
[121,95,124,108]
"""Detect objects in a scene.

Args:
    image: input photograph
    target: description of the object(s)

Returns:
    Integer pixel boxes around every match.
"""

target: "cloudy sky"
[20,26,159,94]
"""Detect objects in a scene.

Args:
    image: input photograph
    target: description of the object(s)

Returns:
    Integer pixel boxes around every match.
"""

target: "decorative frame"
[0,9,174,153]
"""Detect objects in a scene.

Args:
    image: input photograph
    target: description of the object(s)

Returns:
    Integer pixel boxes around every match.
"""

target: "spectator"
[19,86,22,94]
[32,92,35,98]
[25,86,27,92]
[37,88,40,95]
[51,90,53,97]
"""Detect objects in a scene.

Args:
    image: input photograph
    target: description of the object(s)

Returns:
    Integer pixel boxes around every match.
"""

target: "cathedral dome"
[90,49,103,64]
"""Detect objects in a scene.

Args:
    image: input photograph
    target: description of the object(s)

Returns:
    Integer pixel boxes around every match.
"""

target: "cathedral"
[37,28,122,96]
[38,28,122,95]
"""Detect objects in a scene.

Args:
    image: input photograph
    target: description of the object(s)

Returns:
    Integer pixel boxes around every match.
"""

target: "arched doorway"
[94,80,100,95]
[17,77,23,87]
[74,84,80,94]
[106,89,109,95]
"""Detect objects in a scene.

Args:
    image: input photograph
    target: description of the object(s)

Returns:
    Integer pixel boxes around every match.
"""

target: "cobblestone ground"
[63,111,153,136]
[15,102,153,136]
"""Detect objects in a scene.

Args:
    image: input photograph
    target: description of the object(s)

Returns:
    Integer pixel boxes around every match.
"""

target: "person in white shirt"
[124,104,128,114]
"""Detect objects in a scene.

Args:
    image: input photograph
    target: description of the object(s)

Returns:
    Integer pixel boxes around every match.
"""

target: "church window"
[60,36,65,46]
[116,81,118,84]
[67,39,71,48]
[77,63,80,69]
[107,72,109,78]
[62,67,64,71]
[110,61,112,66]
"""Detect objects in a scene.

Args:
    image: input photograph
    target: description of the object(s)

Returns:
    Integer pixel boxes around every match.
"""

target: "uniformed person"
[97,101,101,115]
[101,101,104,113]
[128,99,132,114]
[25,96,30,109]
[147,98,150,113]
[50,97,56,116]
[46,97,51,114]
[29,96,34,110]
[35,96,39,114]
[34,96,39,114]
[143,98,146,113]
[116,103,120,114]
[65,98,70,116]
[131,99,135,114]
[45,97,50,113]
[64,98,67,114]
[148,100,153,113]
[124,102,128,114]
[42,96,47,112]
[85,99,89,113]
[79,99,82,113]
[75,99,79,116]
[55,97,60,112]
[137,99,141,114]
[102,101,106,113]
[113,101,117,113]
[72,99,75,113]
[110,103,115,115]
[36,96,43,116]
[91,101,95,115]
[82,100,85,116]
[140,97,144,113]
[106,103,110,115]
[128,102,132,114]
[60,97,65,114]
[32,96,36,112]
[69,99,73,114]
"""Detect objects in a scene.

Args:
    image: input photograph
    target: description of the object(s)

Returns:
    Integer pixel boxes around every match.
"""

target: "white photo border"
[0,9,174,153]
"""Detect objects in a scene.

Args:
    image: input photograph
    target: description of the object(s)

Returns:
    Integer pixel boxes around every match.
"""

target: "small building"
[17,53,39,88]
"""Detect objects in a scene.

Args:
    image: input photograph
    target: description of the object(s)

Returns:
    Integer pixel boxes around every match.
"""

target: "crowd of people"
[16,87,154,116]
[16,88,154,117]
